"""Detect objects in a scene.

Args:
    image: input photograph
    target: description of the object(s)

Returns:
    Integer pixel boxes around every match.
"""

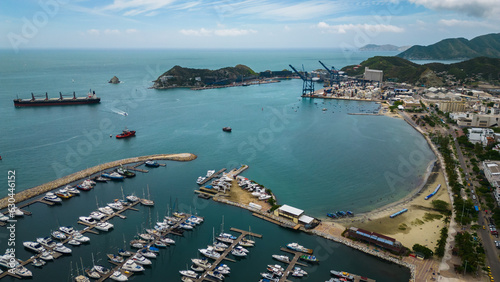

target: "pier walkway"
[278,248,308,282]
[199,168,226,185]
[96,212,196,281]
[0,199,148,281]
[195,228,262,282]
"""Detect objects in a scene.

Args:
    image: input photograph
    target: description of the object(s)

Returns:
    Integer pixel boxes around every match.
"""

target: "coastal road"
[399,111,500,278]
[449,128,500,279]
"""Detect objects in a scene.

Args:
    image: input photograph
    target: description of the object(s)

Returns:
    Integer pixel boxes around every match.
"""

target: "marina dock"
[198,168,226,185]
[96,212,199,282]
[0,199,145,281]
[278,248,308,282]
[195,228,262,282]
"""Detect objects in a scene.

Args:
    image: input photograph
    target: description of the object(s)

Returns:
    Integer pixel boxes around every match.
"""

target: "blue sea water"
[0,49,433,281]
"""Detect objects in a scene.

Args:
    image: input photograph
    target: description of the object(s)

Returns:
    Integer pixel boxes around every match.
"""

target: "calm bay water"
[0,49,432,281]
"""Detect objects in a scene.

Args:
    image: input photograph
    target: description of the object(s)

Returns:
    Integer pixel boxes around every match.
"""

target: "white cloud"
[126,29,138,33]
[226,0,345,21]
[104,29,121,35]
[87,29,100,35]
[180,28,257,37]
[409,0,499,18]
[316,22,404,34]
[102,0,177,16]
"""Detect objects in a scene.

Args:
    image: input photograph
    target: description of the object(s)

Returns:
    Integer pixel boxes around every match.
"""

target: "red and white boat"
[116,128,136,139]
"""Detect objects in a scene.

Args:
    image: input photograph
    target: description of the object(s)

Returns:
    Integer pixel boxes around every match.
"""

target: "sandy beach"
[338,164,450,249]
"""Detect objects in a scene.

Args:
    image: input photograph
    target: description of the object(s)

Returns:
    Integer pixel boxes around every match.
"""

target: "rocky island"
[152,64,259,89]
[109,76,120,84]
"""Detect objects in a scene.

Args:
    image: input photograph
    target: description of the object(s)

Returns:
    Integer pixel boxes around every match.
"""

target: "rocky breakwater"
[0,153,197,210]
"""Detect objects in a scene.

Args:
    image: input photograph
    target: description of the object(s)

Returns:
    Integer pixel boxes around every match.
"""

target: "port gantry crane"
[318,60,340,87]
[289,64,315,97]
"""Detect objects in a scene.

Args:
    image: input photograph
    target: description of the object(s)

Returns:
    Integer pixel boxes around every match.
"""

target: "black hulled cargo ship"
[13,90,100,107]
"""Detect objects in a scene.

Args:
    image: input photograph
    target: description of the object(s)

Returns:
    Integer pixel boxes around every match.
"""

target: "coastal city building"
[346,227,405,254]
[483,161,500,204]
[438,101,466,112]
[363,67,383,82]
[456,113,500,127]
[467,128,495,146]
[273,204,314,225]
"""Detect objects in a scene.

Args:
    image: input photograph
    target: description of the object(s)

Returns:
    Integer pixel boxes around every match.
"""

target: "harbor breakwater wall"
[214,197,416,281]
[0,153,197,210]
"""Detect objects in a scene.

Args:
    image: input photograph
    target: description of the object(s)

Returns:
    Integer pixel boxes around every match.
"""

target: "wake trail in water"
[3,135,82,153]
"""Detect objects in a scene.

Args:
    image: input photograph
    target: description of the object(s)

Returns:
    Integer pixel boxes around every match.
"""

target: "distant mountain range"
[397,33,500,60]
[341,56,500,86]
[359,44,410,52]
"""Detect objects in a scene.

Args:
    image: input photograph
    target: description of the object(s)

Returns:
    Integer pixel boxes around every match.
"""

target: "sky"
[0,0,499,50]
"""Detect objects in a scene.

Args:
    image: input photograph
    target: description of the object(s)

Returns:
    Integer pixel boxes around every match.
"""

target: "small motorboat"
[107,254,124,263]
[68,239,81,246]
[121,260,144,272]
[222,127,232,132]
[101,172,125,180]
[10,207,24,217]
[72,232,90,243]
[51,231,67,240]
[55,190,73,199]
[54,243,72,254]
[92,265,110,275]
[85,268,101,279]
[191,258,211,269]
[98,206,115,215]
[179,270,198,279]
[90,211,106,221]
[126,194,140,202]
[207,270,224,281]
[59,226,75,235]
[140,198,154,206]
[138,249,157,259]
[43,192,62,203]
[191,264,205,272]
[39,251,54,261]
[23,241,45,253]
[272,254,290,263]
[161,237,175,245]
[196,176,206,184]
[36,237,57,248]
[145,160,160,167]
[116,167,135,178]
[94,176,109,182]
[66,187,81,196]
[79,216,97,225]
[110,271,128,281]
[230,248,247,257]
[31,258,46,267]
[76,183,93,191]
[13,265,32,277]
[118,249,132,257]
[107,201,124,210]
[131,254,152,265]
[116,128,136,139]
[95,222,114,231]
[74,275,91,282]
[299,254,318,262]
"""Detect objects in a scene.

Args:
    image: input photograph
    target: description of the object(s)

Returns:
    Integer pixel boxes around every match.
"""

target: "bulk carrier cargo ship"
[13,90,100,107]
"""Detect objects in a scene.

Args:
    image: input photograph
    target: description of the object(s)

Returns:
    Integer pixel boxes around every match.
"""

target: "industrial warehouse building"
[347,227,404,253]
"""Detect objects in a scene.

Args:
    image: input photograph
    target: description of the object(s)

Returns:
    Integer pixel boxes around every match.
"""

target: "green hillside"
[341,56,500,86]
[397,33,500,60]
[153,64,256,89]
